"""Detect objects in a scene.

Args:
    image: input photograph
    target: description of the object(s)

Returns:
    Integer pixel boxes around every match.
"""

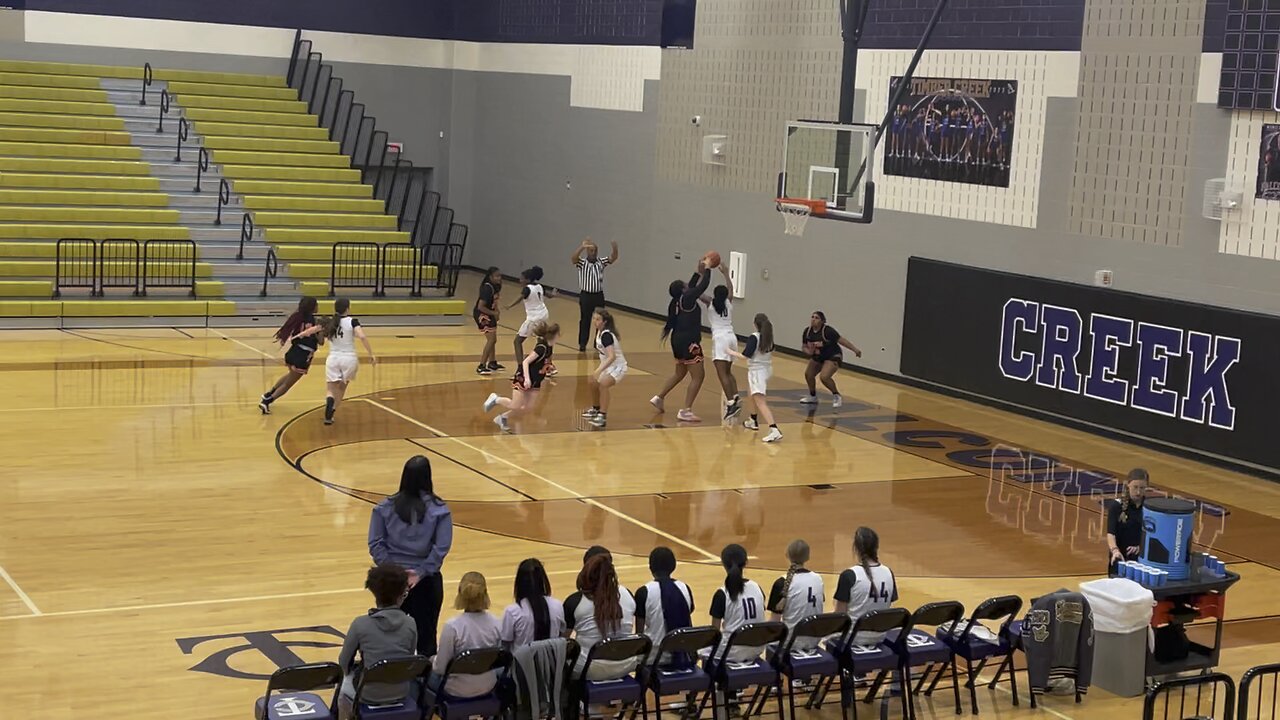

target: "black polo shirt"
[1106,499,1145,554]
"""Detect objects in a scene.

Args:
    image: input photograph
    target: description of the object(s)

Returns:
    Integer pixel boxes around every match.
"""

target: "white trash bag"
[1080,577,1154,634]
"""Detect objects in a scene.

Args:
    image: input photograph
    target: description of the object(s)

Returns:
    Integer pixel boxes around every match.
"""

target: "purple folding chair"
[575,634,652,720]
[764,613,850,720]
[353,655,432,720]
[699,622,789,720]
[816,608,911,720]
[422,647,511,720]
[889,601,964,719]
[933,595,1023,714]
[254,662,343,720]
[639,626,720,720]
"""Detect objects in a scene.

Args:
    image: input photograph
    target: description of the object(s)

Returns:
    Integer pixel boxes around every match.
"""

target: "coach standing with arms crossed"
[369,455,453,656]
[572,238,619,352]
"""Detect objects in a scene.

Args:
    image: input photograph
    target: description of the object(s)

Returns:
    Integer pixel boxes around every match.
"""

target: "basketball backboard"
[778,121,876,223]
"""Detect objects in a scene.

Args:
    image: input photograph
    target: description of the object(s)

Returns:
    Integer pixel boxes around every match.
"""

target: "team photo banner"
[884,76,1018,188]
[901,257,1280,470]
[1257,123,1280,200]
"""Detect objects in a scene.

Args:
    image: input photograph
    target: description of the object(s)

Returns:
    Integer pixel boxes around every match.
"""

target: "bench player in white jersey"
[729,313,781,443]
[833,527,898,645]
[583,308,626,428]
[699,263,742,420]
[706,544,767,664]
[767,539,825,650]
[506,266,554,370]
[321,298,376,426]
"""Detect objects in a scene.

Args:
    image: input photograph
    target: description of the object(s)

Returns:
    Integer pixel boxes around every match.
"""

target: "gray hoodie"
[339,607,420,704]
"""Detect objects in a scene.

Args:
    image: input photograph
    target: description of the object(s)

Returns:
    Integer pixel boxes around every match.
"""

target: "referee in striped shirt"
[571,238,619,351]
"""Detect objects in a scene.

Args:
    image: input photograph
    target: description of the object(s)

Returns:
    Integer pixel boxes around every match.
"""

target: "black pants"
[402,571,444,657]
[578,291,606,349]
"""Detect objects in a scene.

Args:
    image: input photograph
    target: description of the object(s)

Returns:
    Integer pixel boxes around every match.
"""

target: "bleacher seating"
[0,58,464,322]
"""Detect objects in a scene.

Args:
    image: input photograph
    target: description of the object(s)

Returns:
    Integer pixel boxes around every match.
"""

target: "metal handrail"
[215,178,231,225]
[195,146,210,193]
[156,88,170,133]
[140,62,152,106]
[260,247,278,298]
[175,116,189,162]
[237,212,254,261]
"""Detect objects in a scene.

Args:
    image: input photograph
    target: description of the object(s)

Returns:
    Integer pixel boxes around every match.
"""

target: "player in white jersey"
[321,298,376,426]
[506,266,556,369]
[633,547,694,663]
[707,544,767,663]
[699,263,742,420]
[767,539,825,650]
[583,309,626,428]
[834,527,898,645]
[729,313,781,443]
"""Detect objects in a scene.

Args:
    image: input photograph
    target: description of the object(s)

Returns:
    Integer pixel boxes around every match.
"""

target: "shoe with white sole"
[676,409,701,422]
[581,408,600,418]
[650,395,664,412]
[762,428,783,443]
[589,414,607,428]
[799,395,818,404]
[483,393,499,413]
[493,414,510,431]
[724,396,742,420]
[832,394,843,408]
[743,418,759,430]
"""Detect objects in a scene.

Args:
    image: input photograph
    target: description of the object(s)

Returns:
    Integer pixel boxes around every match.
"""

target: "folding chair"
[640,626,720,720]
[934,595,1022,714]
[765,613,850,720]
[254,662,343,720]
[352,655,432,720]
[576,635,653,720]
[700,622,789,720]
[423,647,511,720]
[894,601,964,718]
[817,609,911,720]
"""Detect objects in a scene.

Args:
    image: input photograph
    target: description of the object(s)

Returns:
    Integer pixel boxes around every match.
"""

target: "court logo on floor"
[176,625,345,681]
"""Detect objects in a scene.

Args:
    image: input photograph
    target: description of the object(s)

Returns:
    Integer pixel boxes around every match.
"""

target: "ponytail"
[578,554,622,636]
[322,298,351,340]
[853,527,880,582]
[778,539,810,612]
[595,309,620,339]
[274,296,318,345]
[721,543,748,601]
[755,313,774,353]
[712,285,729,317]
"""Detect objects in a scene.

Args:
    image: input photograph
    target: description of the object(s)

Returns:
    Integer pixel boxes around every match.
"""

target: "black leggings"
[402,572,444,657]
[578,292,605,349]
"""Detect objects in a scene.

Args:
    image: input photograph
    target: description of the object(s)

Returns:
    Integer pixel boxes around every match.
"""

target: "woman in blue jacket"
[369,455,454,656]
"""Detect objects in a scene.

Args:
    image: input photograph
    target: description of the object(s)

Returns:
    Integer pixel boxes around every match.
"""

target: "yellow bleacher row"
[0,298,466,318]
[0,58,445,317]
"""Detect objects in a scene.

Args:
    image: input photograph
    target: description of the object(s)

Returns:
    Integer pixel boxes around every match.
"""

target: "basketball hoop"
[775,198,826,237]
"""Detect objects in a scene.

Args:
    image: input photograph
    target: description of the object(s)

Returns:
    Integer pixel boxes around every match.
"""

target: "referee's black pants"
[401,571,444,656]
[578,291,605,350]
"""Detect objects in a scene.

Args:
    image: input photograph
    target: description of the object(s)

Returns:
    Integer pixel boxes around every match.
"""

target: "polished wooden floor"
[2,292,1279,719]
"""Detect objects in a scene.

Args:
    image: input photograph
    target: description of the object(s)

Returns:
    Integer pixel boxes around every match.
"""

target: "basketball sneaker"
[743,418,759,430]
[259,393,272,415]
[483,393,500,413]
[476,364,493,375]
[589,414,607,428]
[832,394,843,408]
[581,408,600,418]
[488,361,505,371]
[799,395,818,404]
[494,414,510,432]
[649,395,664,412]
[676,409,701,422]
[762,428,783,443]
[724,395,742,420]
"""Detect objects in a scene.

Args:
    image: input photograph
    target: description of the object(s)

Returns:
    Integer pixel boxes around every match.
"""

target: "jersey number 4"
[868,582,890,603]
[807,587,819,609]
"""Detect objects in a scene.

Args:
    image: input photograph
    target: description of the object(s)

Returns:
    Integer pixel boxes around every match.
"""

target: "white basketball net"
[778,202,813,237]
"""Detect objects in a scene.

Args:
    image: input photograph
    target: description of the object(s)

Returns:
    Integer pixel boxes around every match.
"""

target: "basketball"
[705,251,722,268]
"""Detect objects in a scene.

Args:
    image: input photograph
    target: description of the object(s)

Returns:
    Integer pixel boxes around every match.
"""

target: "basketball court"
[2,288,1279,718]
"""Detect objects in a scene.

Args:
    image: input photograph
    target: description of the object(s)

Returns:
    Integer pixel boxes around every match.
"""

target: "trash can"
[1080,577,1154,697]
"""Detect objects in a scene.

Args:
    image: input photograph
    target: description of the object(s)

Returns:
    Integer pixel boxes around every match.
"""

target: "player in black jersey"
[651,257,712,422]
[259,296,322,415]
[483,321,560,432]
[474,267,505,375]
[800,310,862,408]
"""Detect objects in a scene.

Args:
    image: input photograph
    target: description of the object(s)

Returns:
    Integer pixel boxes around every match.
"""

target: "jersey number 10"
[741,597,758,618]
